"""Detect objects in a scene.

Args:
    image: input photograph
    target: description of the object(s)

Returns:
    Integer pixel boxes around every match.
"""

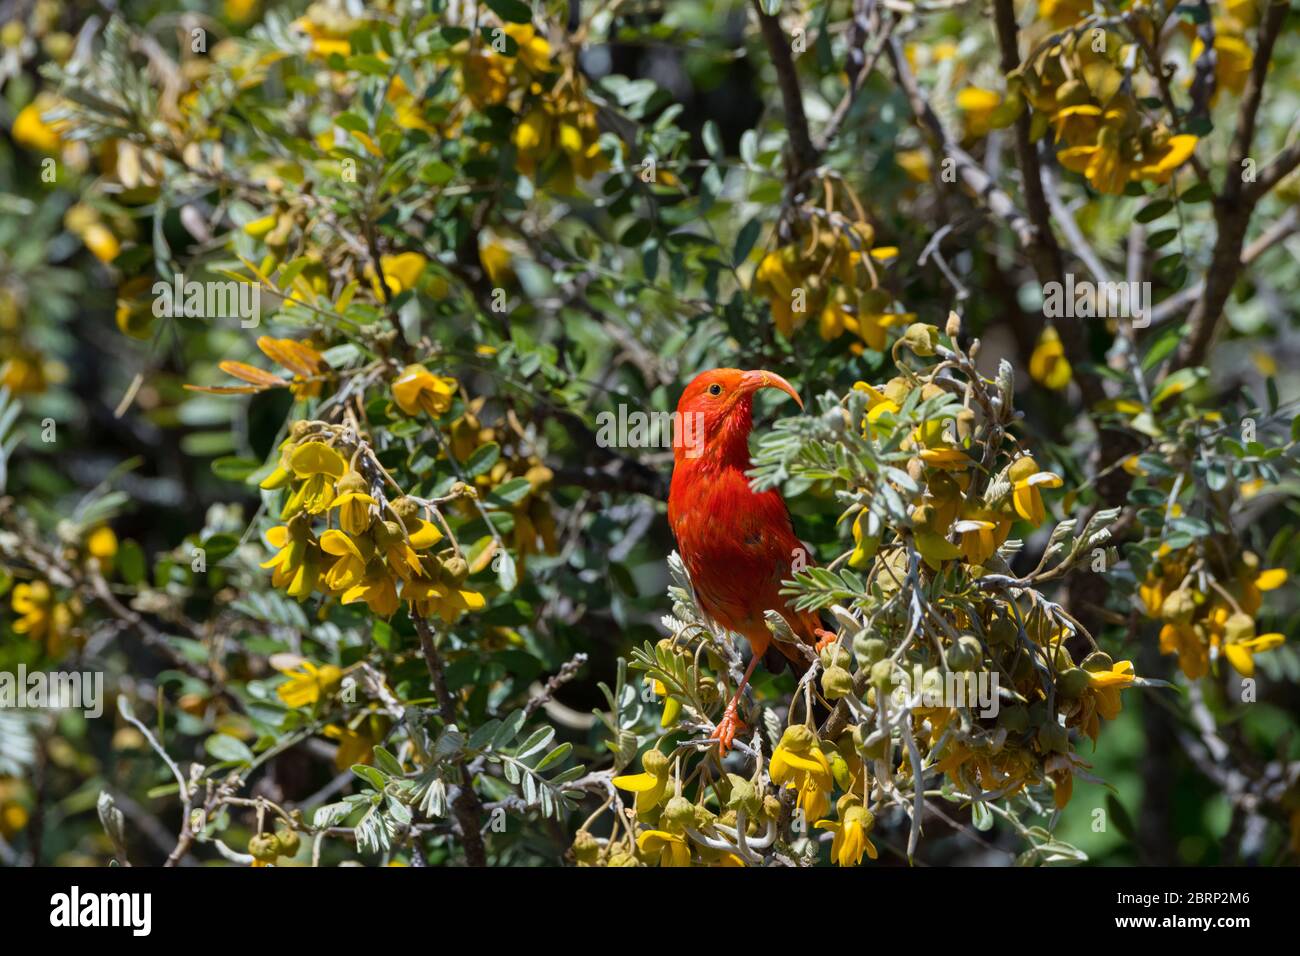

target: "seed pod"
[820,643,851,670]
[1081,650,1114,673]
[661,796,696,833]
[853,634,888,665]
[870,659,896,691]
[901,323,939,356]
[440,555,469,586]
[1056,667,1091,699]
[946,635,983,672]
[821,665,854,700]
[274,827,301,857]
[248,833,281,863]
[725,775,761,817]
[572,829,600,865]
[372,520,404,548]
[987,614,1019,647]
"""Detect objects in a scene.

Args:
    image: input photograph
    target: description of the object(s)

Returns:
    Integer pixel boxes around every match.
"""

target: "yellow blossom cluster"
[851,371,1061,571]
[1140,545,1286,679]
[753,218,907,344]
[453,22,609,192]
[257,422,484,623]
[7,524,120,658]
[1020,29,1199,194]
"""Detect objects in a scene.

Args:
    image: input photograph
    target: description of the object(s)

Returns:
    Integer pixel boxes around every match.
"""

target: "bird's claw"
[813,627,838,653]
[711,703,747,755]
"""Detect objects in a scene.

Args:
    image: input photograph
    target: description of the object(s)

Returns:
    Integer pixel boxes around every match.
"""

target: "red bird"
[668,368,833,751]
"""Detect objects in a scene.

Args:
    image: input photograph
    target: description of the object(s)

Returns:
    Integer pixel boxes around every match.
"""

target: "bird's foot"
[711,702,748,755]
[813,627,838,653]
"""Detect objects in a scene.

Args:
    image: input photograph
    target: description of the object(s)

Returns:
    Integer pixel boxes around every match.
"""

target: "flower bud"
[1056,667,1091,699]
[248,833,281,862]
[854,634,888,665]
[820,643,850,670]
[821,665,854,700]
[725,774,761,817]
[661,796,696,833]
[641,749,669,777]
[946,635,982,672]
[901,323,939,356]
[572,829,600,864]
[870,659,896,691]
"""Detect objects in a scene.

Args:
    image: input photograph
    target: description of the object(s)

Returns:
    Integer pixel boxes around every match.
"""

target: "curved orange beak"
[739,369,802,409]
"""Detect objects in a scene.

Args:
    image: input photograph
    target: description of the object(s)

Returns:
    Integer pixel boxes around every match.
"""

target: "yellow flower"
[1044,751,1090,810]
[896,148,931,183]
[1052,104,1104,147]
[391,365,458,417]
[283,441,346,517]
[0,349,49,394]
[1029,326,1072,390]
[1159,621,1209,680]
[319,530,370,591]
[770,726,834,822]
[405,578,486,623]
[956,87,1003,138]
[1191,26,1253,99]
[911,503,962,571]
[853,381,900,433]
[330,472,376,535]
[373,519,436,581]
[293,11,357,58]
[0,779,30,840]
[340,563,400,618]
[954,509,1010,566]
[1224,632,1285,678]
[918,446,974,470]
[848,509,880,569]
[637,829,691,867]
[1136,134,1198,183]
[1085,659,1136,720]
[368,252,427,298]
[275,659,343,708]
[815,803,878,866]
[1059,122,1134,194]
[1009,456,1062,526]
[613,750,671,815]
[260,519,321,600]
[12,581,78,653]
[1039,0,1092,27]
[12,94,67,153]
[479,236,514,287]
[653,681,682,728]
[86,525,119,561]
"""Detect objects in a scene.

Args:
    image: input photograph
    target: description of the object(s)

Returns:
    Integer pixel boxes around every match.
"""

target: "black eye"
[708,383,723,396]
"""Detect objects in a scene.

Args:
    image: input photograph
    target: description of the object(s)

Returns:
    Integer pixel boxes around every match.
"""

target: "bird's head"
[673,368,802,464]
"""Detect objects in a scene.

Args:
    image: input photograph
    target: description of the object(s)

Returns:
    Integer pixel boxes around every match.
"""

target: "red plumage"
[668,368,828,748]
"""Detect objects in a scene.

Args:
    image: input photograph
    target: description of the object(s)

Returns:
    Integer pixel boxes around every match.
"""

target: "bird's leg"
[712,652,760,754]
[813,627,838,653]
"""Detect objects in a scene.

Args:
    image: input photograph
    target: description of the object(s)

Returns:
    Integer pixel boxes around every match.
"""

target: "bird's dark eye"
[708,383,723,396]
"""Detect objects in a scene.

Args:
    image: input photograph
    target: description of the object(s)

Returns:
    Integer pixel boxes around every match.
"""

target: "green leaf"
[205,734,253,766]
[485,0,532,24]
[464,441,501,479]
[733,217,762,266]
[1135,199,1172,223]
[211,456,261,482]
[117,539,147,585]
